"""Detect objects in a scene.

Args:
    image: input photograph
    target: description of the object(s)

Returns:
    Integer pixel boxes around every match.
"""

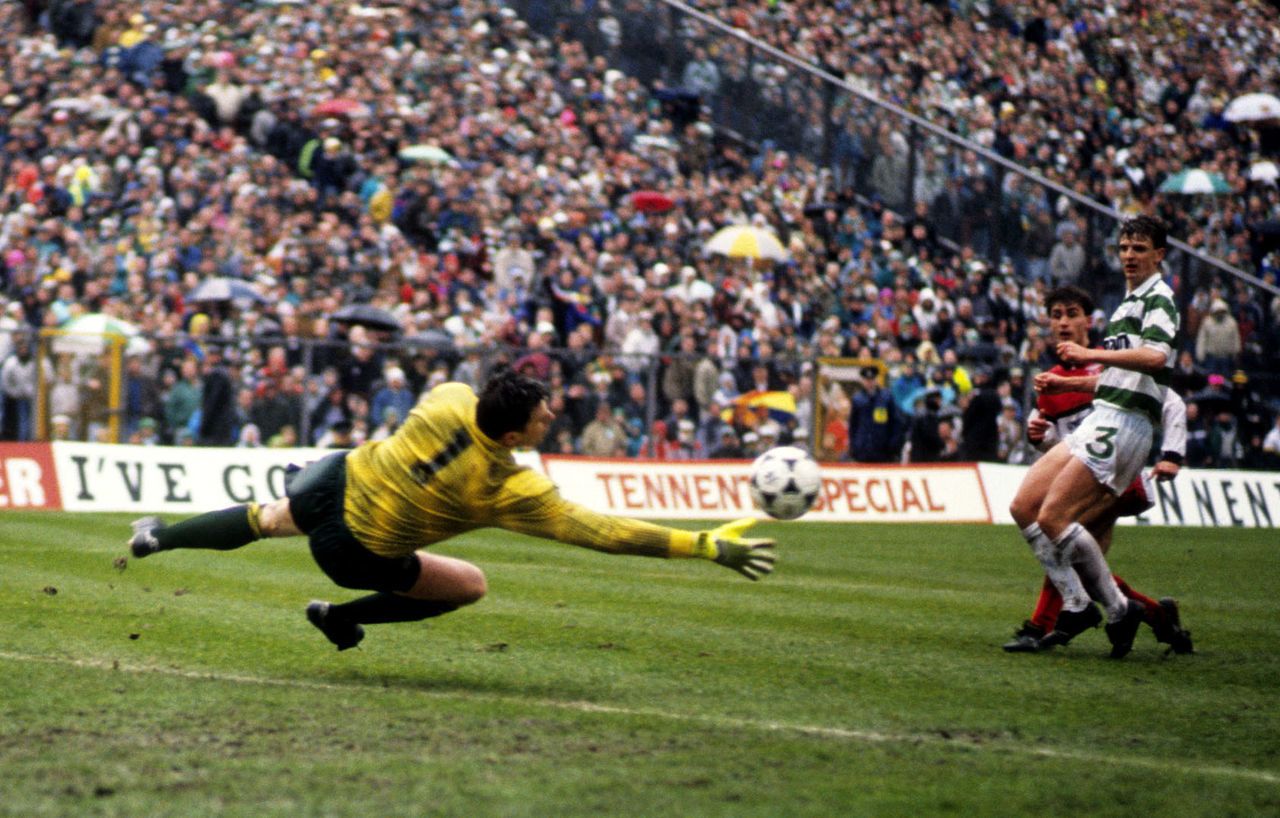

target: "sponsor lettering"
[0,457,47,508]
[596,472,753,512]
[980,462,1280,529]
[50,442,327,513]
[816,476,947,514]
[552,457,987,522]
[0,443,60,510]
[1134,477,1279,528]
[67,455,195,504]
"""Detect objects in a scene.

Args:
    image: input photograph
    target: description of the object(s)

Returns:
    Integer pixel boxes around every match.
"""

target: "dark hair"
[476,367,550,440]
[1043,285,1094,315]
[1118,215,1168,251]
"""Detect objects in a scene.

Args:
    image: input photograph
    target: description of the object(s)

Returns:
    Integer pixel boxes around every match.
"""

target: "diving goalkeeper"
[127,369,775,650]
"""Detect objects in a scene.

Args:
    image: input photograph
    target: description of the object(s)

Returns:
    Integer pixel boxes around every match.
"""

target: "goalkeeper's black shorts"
[286,451,420,593]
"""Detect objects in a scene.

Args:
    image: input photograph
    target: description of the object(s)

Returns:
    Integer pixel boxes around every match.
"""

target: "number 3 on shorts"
[1085,425,1118,459]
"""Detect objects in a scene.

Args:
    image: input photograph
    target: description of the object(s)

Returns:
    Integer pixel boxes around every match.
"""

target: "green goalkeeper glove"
[694,518,776,580]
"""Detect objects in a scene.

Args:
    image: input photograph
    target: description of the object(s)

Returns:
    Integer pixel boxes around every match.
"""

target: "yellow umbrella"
[704,225,790,261]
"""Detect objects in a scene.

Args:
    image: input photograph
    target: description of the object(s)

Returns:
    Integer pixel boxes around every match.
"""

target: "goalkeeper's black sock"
[156,504,262,551]
[329,593,459,625]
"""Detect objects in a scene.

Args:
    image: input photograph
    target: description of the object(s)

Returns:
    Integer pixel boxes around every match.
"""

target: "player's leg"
[128,500,278,558]
[128,455,338,557]
[1091,477,1194,653]
[1039,412,1152,655]
[306,527,487,650]
[1033,456,1127,647]
[1008,442,1068,529]
[1037,456,1127,612]
[319,552,486,631]
[1003,576,1061,652]
[1009,443,1093,607]
[1004,444,1091,651]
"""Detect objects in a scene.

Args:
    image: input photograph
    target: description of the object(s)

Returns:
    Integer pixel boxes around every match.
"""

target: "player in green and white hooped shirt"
[1008,216,1177,659]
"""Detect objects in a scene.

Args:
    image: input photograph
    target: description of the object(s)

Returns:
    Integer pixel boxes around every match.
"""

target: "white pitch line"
[2,650,1276,786]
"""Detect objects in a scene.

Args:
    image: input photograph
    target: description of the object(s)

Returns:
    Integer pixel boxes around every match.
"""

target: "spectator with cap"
[847,365,903,463]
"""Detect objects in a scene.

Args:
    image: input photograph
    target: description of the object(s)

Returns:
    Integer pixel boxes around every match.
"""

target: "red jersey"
[1036,362,1104,441]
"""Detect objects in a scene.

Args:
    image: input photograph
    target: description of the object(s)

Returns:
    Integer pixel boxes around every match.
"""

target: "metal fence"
[506,0,1279,309]
[27,328,820,451]
[502,0,1280,401]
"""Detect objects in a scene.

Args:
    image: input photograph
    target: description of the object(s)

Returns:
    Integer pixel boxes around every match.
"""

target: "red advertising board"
[0,442,62,510]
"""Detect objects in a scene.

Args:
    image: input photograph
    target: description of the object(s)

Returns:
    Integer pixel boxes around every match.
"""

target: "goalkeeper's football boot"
[1002,620,1047,653]
[1105,599,1146,659]
[1150,597,1194,655]
[1038,602,1102,649]
[306,601,365,651]
[129,516,168,558]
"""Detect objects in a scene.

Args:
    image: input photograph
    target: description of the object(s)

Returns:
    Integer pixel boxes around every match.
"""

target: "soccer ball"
[749,446,822,520]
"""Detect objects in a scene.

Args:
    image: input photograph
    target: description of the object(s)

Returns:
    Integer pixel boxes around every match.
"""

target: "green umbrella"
[398,144,455,165]
[1158,169,1232,195]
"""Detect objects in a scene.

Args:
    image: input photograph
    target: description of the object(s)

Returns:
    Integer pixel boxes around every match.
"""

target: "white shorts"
[1064,405,1154,495]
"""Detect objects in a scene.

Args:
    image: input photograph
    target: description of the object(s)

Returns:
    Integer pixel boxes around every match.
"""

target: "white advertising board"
[543,456,991,522]
[49,441,546,514]
[978,462,1280,528]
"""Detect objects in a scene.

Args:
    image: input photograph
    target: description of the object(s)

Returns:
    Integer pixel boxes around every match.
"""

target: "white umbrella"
[1248,161,1279,185]
[187,276,266,304]
[52,314,143,355]
[1157,169,1232,195]
[398,144,455,165]
[703,225,790,261]
[1224,92,1280,123]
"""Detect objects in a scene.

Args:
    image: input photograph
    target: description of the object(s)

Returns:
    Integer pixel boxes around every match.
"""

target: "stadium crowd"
[1,0,1279,472]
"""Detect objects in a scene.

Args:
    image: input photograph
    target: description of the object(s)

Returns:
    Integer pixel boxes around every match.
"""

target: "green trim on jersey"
[1096,274,1178,425]
[1095,385,1163,421]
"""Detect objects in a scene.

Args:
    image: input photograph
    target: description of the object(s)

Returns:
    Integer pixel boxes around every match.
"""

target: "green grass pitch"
[1,512,1277,817]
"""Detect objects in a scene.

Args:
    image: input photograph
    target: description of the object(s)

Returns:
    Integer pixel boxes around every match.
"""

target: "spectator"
[1261,414,1280,470]
[369,367,415,432]
[197,346,237,447]
[1196,299,1242,374]
[1183,401,1212,468]
[847,366,903,463]
[0,337,45,441]
[709,426,744,458]
[1207,410,1243,468]
[123,356,163,439]
[681,46,721,100]
[996,401,1024,463]
[908,389,946,463]
[1047,227,1086,286]
[164,357,202,445]
[1170,350,1208,396]
[961,366,1003,461]
[580,403,626,457]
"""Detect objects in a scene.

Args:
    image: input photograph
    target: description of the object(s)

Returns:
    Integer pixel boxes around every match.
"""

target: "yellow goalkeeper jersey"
[343,382,698,559]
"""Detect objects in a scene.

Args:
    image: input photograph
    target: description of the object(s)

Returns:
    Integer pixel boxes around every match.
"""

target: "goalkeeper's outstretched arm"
[496,492,776,580]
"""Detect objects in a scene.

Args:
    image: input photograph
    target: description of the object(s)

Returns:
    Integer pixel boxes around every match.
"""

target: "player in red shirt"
[1004,286,1193,654]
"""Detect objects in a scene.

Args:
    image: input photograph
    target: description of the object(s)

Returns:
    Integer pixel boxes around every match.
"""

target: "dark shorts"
[286,451,420,593]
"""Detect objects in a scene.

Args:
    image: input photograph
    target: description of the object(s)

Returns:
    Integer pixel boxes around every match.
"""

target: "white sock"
[1021,522,1090,612]
[1053,522,1127,622]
